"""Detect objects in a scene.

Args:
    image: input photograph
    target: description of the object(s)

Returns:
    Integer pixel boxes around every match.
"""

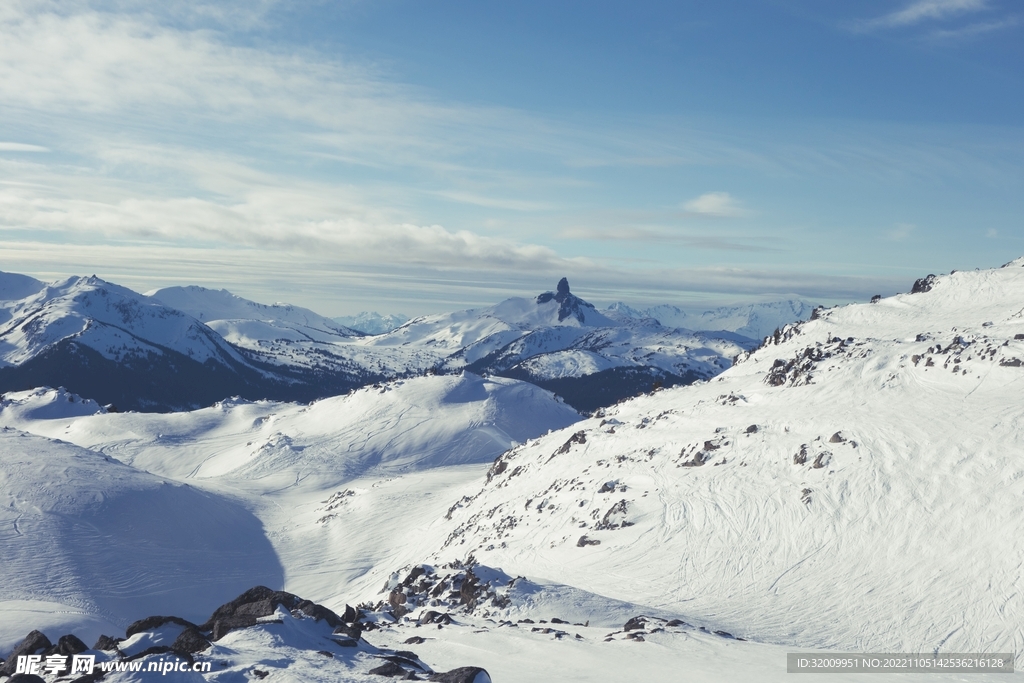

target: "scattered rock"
[428,666,492,683]
[623,616,647,631]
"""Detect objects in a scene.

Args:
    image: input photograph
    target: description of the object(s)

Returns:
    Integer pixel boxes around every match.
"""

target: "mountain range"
[0,273,811,412]
[1,258,1022,681]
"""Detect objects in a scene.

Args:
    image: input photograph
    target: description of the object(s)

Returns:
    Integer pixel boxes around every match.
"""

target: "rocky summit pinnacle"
[536,277,597,323]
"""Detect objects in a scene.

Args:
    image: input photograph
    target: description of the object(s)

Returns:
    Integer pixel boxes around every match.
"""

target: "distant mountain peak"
[536,277,596,323]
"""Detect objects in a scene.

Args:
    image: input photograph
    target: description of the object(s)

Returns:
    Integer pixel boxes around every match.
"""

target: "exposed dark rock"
[1015,334,1024,340]
[812,452,830,469]
[295,599,343,627]
[576,535,600,547]
[429,667,491,682]
[829,432,845,443]
[793,445,808,465]
[404,636,427,645]
[252,670,269,679]
[745,424,759,433]
[50,634,88,657]
[69,673,106,683]
[623,616,647,631]
[93,635,121,651]
[714,630,734,638]
[554,430,587,456]
[596,499,631,530]
[342,604,359,623]
[317,650,334,658]
[0,631,52,676]
[333,622,364,640]
[201,586,341,641]
[8,675,47,683]
[911,274,937,294]
[171,627,211,654]
[870,295,881,303]
[598,481,616,493]
[125,616,199,639]
[369,660,408,677]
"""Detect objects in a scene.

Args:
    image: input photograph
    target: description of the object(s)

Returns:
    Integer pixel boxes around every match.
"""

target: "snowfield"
[2,260,1023,681]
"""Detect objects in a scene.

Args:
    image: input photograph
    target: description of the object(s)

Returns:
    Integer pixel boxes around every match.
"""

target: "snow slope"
[0,429,283,638]
[434,261,1024,662]
[0,374,582,629]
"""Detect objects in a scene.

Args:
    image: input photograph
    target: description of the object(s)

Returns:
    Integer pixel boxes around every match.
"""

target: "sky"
[0,0,1022,316]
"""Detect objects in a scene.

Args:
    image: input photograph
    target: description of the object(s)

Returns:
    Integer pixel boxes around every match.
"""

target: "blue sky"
[0,0,1021,315]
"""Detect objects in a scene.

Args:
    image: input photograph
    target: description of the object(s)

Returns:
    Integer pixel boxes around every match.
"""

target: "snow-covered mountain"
[432,259,1024,661]
[0,274,298,411]
[0,272,753,413]
[605,298,816,340]
[3,259,1024,681]
[334,312,410,335]
[366,278,752,411]
[148,285,361,338]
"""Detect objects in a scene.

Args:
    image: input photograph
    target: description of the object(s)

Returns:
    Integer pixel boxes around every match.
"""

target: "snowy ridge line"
[1,270,803,412]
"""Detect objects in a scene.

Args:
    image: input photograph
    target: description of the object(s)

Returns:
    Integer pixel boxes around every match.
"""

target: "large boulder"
[0,631,52,676]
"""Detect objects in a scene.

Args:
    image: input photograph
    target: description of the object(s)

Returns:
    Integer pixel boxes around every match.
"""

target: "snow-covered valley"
[2,260,1023,681]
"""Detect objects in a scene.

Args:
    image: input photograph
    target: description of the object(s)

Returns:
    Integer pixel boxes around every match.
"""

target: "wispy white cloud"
[863,0,990,29]
[0,238,905,315]
[683,192,750,218]
[0,142,49,152]
[927,16,1020,39]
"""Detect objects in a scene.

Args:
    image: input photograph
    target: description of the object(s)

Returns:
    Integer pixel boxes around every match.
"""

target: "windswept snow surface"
[437,262,1024,664]
[0,429,282,646]
[0,374,582,639]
